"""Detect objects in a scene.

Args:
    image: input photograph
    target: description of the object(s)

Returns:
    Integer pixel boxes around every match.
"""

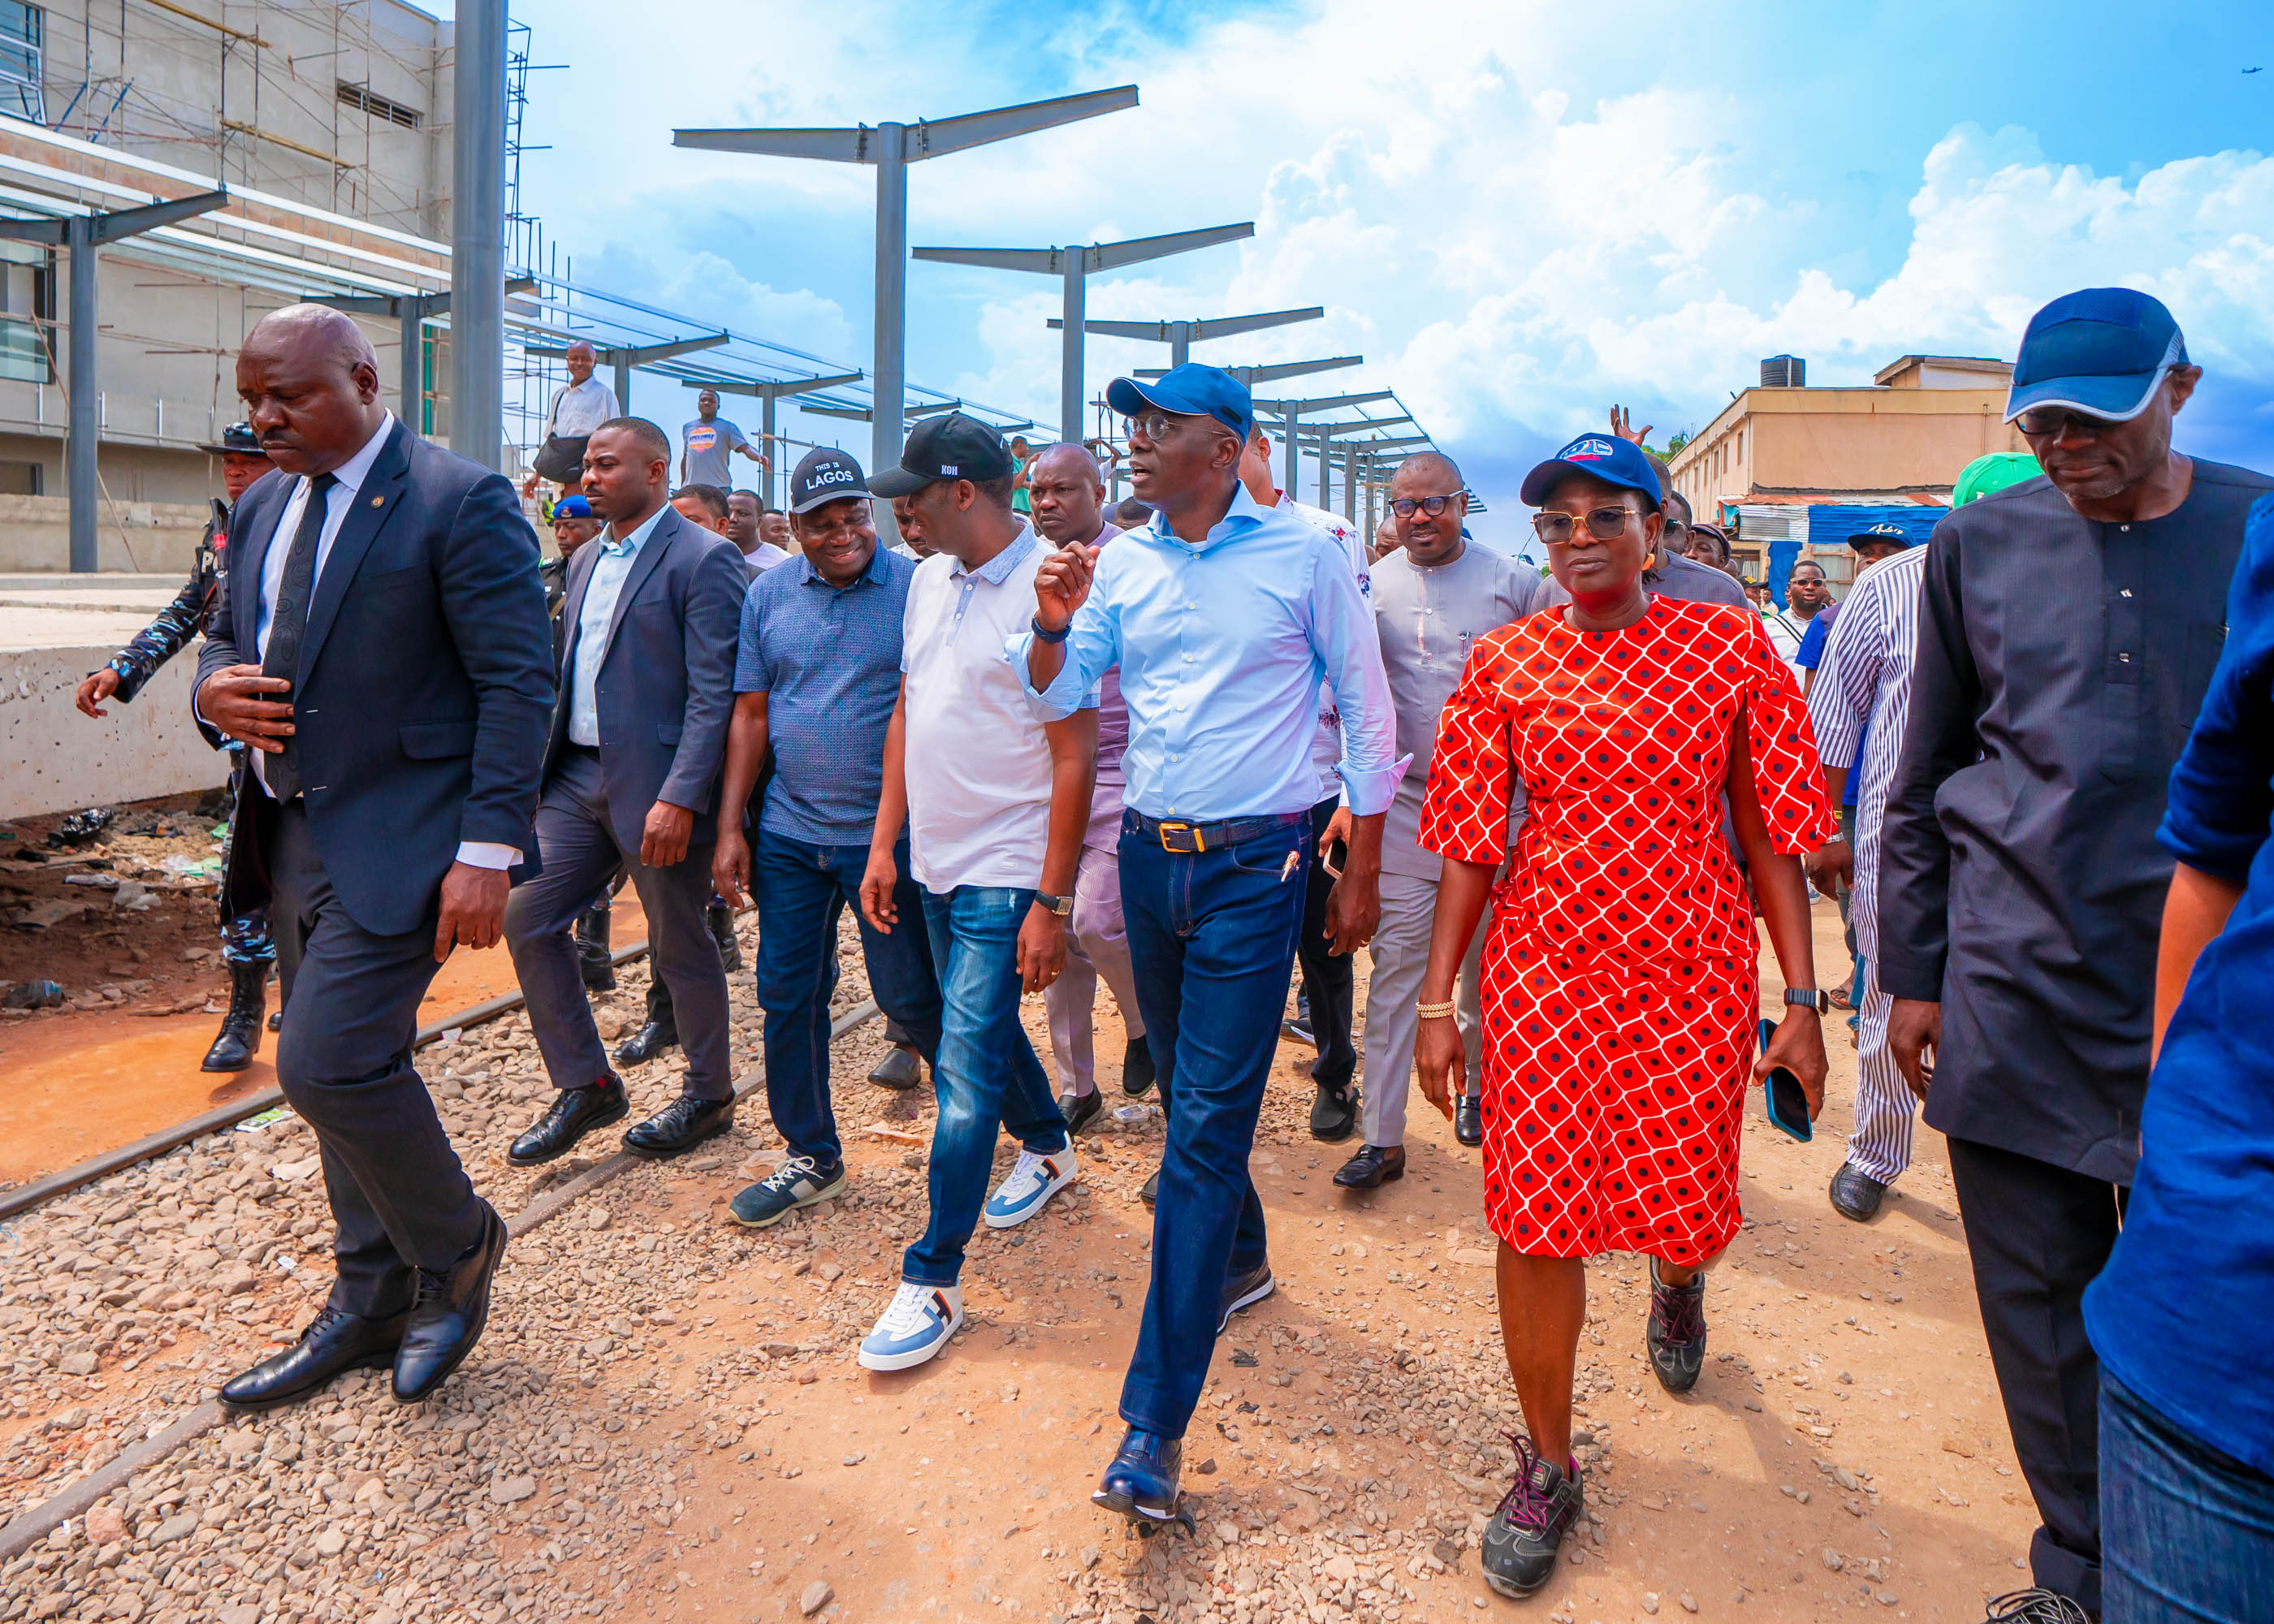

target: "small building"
[1666,352,2027,588]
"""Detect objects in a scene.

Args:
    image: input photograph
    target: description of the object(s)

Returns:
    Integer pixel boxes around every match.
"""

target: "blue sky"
[510,0,2274,520]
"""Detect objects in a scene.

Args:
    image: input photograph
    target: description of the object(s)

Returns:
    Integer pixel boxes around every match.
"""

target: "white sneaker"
[858,1281,964,1371]
[984,1145,1078,1229]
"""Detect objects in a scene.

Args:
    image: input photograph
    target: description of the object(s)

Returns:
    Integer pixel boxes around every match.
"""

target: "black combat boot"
[575,901,616,991]
[201,957,267,1073]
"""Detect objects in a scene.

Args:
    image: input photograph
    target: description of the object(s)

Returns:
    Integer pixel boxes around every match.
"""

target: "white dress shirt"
[234,412,520,870]
[547,376,620,439]
[568,504,667,747]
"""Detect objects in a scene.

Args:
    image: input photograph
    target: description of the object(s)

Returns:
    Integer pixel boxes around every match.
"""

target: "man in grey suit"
[194,306,555,1410]
[504,417,749,1164]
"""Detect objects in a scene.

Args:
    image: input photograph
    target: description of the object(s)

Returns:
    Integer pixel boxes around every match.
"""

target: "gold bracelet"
[1416,1000,1457,1021]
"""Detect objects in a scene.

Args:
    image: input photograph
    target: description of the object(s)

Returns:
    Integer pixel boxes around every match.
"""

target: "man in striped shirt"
[1804,533,1927,1222]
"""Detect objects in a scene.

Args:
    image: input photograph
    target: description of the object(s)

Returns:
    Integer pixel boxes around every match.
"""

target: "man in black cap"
[75,421,282,1072]
[711,447,944,1232]
[1880,287,2274,1619]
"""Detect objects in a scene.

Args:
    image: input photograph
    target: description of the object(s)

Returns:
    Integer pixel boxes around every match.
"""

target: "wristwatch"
[1783,987,1829,1015]
[1033,891,1074,918]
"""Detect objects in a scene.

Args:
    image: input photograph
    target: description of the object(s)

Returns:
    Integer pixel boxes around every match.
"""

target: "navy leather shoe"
[1093,1427,1183,1522]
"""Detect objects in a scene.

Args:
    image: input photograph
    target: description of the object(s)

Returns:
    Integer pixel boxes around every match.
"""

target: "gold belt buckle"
[1157,820,1204,853]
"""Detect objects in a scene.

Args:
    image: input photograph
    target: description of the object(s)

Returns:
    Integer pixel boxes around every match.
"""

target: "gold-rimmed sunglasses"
[1530,505,1638,546]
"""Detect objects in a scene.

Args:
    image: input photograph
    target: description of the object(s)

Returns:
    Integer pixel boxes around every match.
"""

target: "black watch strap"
[1034,891,1074,917]
[1783,987,1829,1015]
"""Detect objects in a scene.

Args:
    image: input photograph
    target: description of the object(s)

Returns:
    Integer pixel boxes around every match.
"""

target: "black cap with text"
[868,412,1014,498]
[788,447,870,514]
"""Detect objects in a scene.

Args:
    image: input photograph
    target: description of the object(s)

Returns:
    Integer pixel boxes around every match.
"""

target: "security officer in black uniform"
[74,422,280,1072]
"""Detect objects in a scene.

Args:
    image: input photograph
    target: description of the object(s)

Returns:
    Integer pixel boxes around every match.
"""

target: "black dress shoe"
[623,1092,736,1159]
[1122,1034,1156,1097]
[615,1017,679,1067]
[1059,1089,1103,1135]
[1309,1082,1360,1142]
[1334,1143,1406,1189]
[1455,1092,1484,1147]
[867,1045,923,1090]
[393,1203,507,1403]
[1282,1014,1316,1047]
[1139,1167,1160,1207]
[1829,1163,1888,1222]
[266,1008,283,1033]
[508,1078,629,1167]
[220,1303,407,1410]
[707,901,743,973]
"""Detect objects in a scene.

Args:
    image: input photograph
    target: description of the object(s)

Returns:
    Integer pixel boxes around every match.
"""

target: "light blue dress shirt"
[568,504,665,747]
[1010,482,1400,821]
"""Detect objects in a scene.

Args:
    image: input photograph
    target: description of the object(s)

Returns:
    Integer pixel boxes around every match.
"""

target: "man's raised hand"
[1032,541,1099,632]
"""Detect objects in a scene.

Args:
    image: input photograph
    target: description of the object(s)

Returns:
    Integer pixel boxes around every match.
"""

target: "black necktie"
[260,472,336,801]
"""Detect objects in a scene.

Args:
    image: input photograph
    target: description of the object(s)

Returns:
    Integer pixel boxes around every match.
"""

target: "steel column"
[1343,443,1356,523]
[761,391,776,509]
[449,0,507,471]
[66,214,94,572]
[399,299,423,430]
[1060,250,1084,443]
[1169,320,1191,369]
[872,123,908,473]
[1316,434,1329,509]
[1282,409,1298,502]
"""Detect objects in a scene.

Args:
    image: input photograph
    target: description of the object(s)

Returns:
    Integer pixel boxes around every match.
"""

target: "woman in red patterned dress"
[1412,434,1835,1598]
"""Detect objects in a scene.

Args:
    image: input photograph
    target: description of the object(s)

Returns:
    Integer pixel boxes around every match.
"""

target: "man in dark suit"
[503,417,747,1165]
[192,305,554,1410]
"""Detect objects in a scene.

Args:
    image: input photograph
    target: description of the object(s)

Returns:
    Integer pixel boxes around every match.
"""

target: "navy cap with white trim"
[2005,287,2189,425]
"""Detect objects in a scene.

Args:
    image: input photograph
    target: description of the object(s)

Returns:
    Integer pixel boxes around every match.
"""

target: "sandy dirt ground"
[0,902,2041,1624]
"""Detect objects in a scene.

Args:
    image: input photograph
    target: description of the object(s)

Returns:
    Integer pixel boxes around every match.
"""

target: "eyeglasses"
[1659,517,1692,541]
[1530,505,1636,545]
[2012,404,2126,438]
[1122,411,1205,442]
[1389,495,1460,518]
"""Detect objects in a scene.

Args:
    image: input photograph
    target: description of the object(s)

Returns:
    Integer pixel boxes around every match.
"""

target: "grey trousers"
[1043,841,1148,1095]
[504,746,733,1100]
[266,797,484,1316]
[1360,868,1485,1149]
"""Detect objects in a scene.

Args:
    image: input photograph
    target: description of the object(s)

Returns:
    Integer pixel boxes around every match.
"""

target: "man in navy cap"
[1879,288,2272,1619]
[1014,362,1397,1524]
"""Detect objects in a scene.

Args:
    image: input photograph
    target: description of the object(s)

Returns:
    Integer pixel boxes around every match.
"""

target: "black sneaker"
[1309,1082,1359,1142]
[1139,1168,1159,1207]
[1647,1258,1707,1393]
[1480,1436,1582,1598]
[1059,1089,1103,1136]
[1982,1591,2091,1624]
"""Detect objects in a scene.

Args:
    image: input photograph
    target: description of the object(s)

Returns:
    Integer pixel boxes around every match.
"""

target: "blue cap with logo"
[553,494,593,520]
[1105,363,1254,443]
[1846,520,1912,547]
[1519,433,1663,507]
[2005,287,2188,425]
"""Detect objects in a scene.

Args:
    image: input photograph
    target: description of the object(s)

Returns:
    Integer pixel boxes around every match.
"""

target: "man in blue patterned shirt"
[711,448,945,1229]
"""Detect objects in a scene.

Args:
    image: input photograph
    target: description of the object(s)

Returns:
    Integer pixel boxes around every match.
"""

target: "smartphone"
[1755,1017,1813,1142]
[1321,836,1348,879]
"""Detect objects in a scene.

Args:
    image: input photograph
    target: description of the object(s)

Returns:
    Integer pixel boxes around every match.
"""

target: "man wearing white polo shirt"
[854,413,1100,1371]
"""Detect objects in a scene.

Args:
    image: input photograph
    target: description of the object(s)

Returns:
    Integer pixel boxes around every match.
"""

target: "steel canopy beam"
[676,84,1139,477]
[309,276,535,429]
[1051,304,1322,368]
[1137,355,1360,387]
[0,188,230,570]
[915,222,1252,440]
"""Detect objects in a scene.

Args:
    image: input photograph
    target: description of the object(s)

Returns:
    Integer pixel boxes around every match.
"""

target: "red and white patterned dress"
[1419,598,1834,1263]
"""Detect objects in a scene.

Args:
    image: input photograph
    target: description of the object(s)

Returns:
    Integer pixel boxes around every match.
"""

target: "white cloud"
[517,0,2274,505]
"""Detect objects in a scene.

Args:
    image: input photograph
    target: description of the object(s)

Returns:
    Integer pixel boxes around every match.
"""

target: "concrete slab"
[1,637,230,820]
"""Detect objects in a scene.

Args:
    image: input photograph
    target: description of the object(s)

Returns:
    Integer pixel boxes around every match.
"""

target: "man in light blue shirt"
[1012,364,1397,1523]
[567,509,658,745]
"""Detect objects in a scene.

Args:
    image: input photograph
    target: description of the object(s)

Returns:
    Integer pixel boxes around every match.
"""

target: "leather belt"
[1126,808,1308,854]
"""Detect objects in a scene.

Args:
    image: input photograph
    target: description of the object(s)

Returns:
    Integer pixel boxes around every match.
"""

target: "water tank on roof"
[1760,355,1806,388]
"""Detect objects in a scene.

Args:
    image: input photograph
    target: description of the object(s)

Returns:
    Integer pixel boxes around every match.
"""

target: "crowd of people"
[67,283,2274,1623]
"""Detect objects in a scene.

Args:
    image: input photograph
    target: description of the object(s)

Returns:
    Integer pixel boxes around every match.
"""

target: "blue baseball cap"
[1519,433,1663,507]
[1105,363,1253,443]
[553,494,593,519]
[1846,520,1912,548]
[2005,288,2189,425]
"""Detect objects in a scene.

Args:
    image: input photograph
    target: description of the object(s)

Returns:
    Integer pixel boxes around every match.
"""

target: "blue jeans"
[900,885,1068,1287]
[2103,1371,2274,1622]
[1116,810,1311,1439]
[750,828,942,1168]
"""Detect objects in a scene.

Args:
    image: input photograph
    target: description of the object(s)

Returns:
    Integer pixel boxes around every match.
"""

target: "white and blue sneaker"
[984,1146,1079,1229]
[858,1281,964,1371]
